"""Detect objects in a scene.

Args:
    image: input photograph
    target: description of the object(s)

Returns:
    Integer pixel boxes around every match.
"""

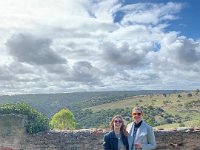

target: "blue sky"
[122,0,200,39]
[164,0,200,39]
[0,0,199,94]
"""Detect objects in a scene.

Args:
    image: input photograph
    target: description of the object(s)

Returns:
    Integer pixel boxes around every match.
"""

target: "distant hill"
[0,90,183,116]
[0,90,189,129]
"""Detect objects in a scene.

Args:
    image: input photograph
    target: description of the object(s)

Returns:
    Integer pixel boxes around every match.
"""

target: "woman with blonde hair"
[103,115,129,150]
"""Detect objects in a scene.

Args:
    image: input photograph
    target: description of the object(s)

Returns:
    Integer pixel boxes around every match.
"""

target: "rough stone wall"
[155,128,200,150]
[24,129,104,150]
[1,114,200,150]
[0,114,26,150]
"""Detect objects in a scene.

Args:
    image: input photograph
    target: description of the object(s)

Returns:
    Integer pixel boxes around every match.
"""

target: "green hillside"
[0,91,139,117]
[155,118,200,130]
[0,90,180,117]
[83,91,200,129]
[0,90,199,129]
[88,92,199,117]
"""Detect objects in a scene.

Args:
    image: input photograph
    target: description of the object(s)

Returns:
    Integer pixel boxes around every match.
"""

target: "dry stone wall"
[0,114,26,150]
[0,114,200,150]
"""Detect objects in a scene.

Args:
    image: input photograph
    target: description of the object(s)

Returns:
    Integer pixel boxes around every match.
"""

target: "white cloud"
[101,41,147,67]
[0,0,199,94]
[147,32,200,84]
[120,2,182,25]
[6,33,67,65]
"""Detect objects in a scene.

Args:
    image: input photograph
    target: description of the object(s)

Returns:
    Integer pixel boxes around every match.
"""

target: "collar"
[134,120,143,128]
[110,131,117,139]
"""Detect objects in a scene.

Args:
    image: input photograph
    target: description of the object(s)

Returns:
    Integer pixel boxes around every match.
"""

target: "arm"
[142,126,156,150]
[103,134,111,150]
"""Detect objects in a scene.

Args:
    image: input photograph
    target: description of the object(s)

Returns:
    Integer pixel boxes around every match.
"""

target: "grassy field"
[86,91,200,128]
[155,118,200,130]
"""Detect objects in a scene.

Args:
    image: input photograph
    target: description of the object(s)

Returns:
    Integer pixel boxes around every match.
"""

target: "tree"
[0,102,49,134]
[195,89,200,95]
[177,94,182,98]
[187,93,192,97]
[163,93,167,97]
[50,108,75,130]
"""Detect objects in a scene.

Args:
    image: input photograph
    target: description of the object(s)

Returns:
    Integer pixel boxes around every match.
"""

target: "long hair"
[109,115,128,136]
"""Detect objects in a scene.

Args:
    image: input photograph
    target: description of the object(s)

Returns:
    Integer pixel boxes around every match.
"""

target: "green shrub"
[163,100,170,105]
[0,102,49,134]
[50,108,75,130]
[179,123,185,127]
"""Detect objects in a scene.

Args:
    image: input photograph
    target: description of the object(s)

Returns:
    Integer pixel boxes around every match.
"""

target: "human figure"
[103,115,129,150]
[126,107,156,150]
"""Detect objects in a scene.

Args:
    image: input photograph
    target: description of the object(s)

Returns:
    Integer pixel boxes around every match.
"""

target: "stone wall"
[0,114,26,150]
[0,114,200,150]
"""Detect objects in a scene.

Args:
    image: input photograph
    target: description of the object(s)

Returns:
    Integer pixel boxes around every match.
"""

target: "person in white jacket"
[126,107,156,150]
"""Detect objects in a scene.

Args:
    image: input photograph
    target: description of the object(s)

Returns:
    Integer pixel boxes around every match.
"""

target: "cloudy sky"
[0,0,200,94]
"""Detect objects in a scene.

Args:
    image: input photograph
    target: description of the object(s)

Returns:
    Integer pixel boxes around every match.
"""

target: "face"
[132,109,143,123]
[113,117,123,129]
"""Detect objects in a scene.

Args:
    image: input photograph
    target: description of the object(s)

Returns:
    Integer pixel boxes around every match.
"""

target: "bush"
[163,100,170,105]
[195,89,199,95]
[0,102,49,134]
[163,93,167,97]
[165,118,173,124]
[179,123,185,127]
[187,93,192,97]
[50,108,75,130]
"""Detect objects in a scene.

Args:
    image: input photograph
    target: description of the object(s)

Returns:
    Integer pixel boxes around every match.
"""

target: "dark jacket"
[103,131,129,150]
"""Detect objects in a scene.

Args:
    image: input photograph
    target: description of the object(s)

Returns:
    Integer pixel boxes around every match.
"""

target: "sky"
[0,0,200,95]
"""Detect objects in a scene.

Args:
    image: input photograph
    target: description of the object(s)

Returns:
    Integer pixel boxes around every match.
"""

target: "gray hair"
[132,106,143,113]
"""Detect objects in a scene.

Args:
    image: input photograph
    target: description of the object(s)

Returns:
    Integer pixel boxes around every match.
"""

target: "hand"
[134,143,142,148]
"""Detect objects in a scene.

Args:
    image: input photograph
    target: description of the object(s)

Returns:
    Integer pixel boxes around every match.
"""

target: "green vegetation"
[80,91,200,129]
[0,102,49,134]
[0,90,199,130]
[50,108,75,130]
[0,90,180,117]
[155,118,200,130]
[74,105,193,128]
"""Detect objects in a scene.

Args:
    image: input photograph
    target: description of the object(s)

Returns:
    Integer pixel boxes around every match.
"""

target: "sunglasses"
[132,112,142,116]
[114,120,122,123]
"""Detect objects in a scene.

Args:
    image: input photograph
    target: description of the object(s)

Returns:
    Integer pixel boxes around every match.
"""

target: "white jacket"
[126,121,156,150]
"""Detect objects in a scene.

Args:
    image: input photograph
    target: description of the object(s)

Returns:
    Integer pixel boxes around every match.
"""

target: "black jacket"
[103,131,129,150]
